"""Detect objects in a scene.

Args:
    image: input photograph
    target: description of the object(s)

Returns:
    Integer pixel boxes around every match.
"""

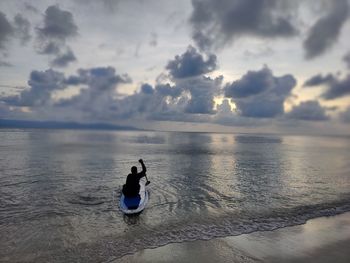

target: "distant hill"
[0,119,141,131]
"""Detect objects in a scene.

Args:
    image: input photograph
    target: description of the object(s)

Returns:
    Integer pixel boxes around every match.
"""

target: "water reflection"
[234,135,282,144]
[232,134,286,213]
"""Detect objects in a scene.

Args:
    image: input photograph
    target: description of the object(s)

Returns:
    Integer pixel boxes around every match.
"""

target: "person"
[122,159,147,198]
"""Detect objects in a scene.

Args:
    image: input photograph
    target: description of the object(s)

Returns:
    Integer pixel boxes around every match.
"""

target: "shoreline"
[115,212,350,263]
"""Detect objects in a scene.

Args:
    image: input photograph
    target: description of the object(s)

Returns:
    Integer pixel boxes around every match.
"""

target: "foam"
[52,199,350,262]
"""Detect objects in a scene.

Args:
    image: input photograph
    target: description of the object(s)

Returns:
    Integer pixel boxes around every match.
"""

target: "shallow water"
[0,129,350,262]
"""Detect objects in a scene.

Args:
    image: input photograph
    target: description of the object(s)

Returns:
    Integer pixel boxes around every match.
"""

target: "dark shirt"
[123,163,147,197]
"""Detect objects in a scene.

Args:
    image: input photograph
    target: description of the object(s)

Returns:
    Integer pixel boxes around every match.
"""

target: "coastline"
[115,212,350,263]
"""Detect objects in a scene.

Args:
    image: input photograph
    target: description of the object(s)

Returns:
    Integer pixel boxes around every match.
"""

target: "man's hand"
[139,159,146,174]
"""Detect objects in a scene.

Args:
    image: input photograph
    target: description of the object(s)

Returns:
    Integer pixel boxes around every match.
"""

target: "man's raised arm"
[139,159,147,174]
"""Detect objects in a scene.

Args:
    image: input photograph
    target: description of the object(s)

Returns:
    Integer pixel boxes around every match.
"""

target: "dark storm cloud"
[304,73,350,100]
[190,0,298,51]
[287,100,329,121]
[303,0,349,59]
[2,69,66,107]
[0,11,14,49]
[166,46,217,78]
[36,5,78,67]
[225,67,296,118]
[303,74,335,87]
[50,48,76,67]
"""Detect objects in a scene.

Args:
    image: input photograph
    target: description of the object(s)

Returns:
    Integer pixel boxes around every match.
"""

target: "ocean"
[0,129,350,262]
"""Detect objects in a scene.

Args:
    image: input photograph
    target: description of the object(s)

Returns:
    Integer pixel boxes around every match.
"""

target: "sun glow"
[213,96,236,111]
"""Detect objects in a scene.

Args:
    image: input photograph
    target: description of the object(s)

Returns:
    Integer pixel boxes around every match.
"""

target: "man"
[122,159,147,197]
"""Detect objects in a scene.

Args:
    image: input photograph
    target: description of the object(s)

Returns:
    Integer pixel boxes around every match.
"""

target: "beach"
[117,212,350,263]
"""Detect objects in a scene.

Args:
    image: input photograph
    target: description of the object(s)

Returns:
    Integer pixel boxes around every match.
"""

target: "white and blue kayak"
[120,178,149,214]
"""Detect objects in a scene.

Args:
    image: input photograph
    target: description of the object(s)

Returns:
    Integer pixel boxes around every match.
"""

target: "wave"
[44,197,350,262]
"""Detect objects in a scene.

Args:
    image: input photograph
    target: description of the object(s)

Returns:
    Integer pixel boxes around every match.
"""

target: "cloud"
[0,11,14,49]
[211,99,283,127]
[24,3,39,14]
[287,100,329,121]
[55,67,131,119]
[225,66,296,118]
[190,0,298,51]
[73,0,122,13]
[2,66,131,112]
[224,67,272,98]
[13,14,31,45]
[140,83,154,94]
[166,45,217,78]
[116,86,177,121]
[303,73,335,87]
[0,66,132,122]
[0,60,12,67]
[117,74,222,121]
[2,69,66,107]
[0,11,31,65]
[303,0,349,59]
[50,48,76,67]
[37,5,78,40]
[211,99,240,126]
[304,73,350,100]
[38,41,61,55]
[180,75,222,114]
[322,74,350,100]
[155,83,182,98]
[36,5,78,67]
[343,52,350,69]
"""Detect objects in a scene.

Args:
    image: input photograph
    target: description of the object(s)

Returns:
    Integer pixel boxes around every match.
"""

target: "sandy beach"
[116,212,350,263]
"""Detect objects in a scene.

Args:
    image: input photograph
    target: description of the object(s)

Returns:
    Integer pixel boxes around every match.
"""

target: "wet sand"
[115,212,350,263]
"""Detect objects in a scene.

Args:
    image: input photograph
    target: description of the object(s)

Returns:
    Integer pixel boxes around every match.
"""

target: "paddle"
[139,159,150,185]
[145,174,151,186]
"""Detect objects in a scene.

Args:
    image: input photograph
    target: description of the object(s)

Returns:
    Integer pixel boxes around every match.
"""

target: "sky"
[0,0,350,135]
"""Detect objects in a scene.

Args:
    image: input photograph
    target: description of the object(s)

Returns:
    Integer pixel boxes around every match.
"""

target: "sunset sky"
[1,0,350,135]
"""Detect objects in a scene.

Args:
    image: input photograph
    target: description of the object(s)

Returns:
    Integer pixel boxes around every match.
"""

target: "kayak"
[120,178,149,214]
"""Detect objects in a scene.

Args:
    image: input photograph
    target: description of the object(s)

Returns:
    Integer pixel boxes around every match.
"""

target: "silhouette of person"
[122,159,147,197]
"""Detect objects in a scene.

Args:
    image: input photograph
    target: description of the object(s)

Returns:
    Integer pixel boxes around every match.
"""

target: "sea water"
[0,129,349,262]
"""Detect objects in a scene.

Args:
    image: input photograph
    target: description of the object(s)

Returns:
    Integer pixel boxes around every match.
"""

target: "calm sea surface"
[0,129,350,262]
